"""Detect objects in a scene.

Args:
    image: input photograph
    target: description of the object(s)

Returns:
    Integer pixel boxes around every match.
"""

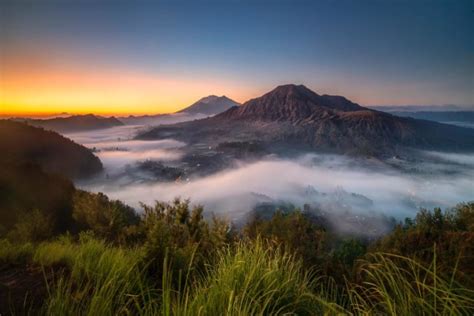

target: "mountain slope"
[20,114,123,133]
[0,120,103,179]
[177,95,240,116]
[138,84,474,155]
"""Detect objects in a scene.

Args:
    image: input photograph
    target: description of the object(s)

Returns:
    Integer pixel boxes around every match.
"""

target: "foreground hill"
[177,95,240,115]
[19,114,123,133]
[0,163,75,232]
[0,120,102,179]
[139,84,474,156]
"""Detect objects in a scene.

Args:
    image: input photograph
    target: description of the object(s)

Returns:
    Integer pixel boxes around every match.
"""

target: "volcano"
[138,84,474,156]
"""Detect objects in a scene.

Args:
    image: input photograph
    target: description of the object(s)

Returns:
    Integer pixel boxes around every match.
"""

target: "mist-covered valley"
[66,120,474,235]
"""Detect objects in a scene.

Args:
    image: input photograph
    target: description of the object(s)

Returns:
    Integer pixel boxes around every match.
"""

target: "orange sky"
[0,64,258,116]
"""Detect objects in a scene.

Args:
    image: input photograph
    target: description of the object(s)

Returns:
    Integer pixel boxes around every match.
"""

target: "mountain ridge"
[0,120,103,179]
[216,84,364,123]
[18,114,124,133]
[138,84,474,156]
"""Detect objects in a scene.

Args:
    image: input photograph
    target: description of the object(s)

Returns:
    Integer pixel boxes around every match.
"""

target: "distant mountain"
[370,105,473,112]
[374,111,474,129]
[18,114,124,133]
[119,112,207,126]
[0,120,102,179]
[119,95,239,126]
[177,95,240,116]
[138,84,474,156]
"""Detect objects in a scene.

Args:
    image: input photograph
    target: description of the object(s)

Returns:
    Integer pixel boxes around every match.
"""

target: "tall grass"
[347,252,474,315]
[0,239,34,264]
[183,239,320,315]
[2,235,473,315]
[34,233,148,315]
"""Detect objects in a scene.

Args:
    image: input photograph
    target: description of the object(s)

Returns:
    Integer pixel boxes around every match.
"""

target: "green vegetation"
[1,197,473,315]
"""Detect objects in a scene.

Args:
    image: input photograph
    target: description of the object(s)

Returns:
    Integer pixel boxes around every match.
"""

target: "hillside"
[0,163,75,232]
[177,95,240,115]
[20,114,123,133]
[0,120,102,179]
[138,84,474,156]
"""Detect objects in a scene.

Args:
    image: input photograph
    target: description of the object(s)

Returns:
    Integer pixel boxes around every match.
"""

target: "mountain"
[19,114,124,133]
[0,120,103,179]
[369,105,473,112]
[119,95,240,126]
[217,84,363,122]
[138,84,474,156]
[177,95,240,116]
[376,111,474,129]
[119,112,207,126]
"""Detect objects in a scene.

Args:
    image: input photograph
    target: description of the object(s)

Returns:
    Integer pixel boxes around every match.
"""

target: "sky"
[1,0,473,116]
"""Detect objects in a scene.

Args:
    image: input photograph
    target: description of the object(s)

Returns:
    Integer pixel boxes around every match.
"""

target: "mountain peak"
[177,95,240,115]
[216,84,364,122]
[272,83,313,93]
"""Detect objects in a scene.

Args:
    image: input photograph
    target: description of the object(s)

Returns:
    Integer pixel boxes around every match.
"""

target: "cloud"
[65,126,185,175]
[79,153,474,223]
[67,125,474,233]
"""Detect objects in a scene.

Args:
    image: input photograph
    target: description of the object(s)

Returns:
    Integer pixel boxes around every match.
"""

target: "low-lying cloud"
[66,126,474,231]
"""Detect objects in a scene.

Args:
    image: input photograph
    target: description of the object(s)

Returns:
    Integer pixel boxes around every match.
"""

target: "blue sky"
[1,0,473,114]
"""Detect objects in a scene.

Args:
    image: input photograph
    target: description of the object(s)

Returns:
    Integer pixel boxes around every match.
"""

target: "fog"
[66,126,474,231]
[65,125,186,174]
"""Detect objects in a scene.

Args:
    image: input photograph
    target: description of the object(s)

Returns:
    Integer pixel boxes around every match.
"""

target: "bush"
[72,190,140,243]
[8,209,55,242]
[140,198,232,283]
[243,210,330,267]
[373,203,474,287]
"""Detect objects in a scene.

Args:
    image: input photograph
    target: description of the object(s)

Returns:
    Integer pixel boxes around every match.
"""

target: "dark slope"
[0,162,75,232]
[177,95,240,116]
[138,84,474,155]
[0,120,102,179]
[21,114,123,133]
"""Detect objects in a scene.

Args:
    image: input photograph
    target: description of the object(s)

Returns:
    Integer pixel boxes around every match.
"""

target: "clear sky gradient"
[1,0,473,115]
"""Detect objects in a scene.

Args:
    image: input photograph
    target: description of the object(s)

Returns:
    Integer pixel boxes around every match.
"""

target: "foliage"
[8,209,55,242]
[348,252,474,315]
[373,202,474,287]
[1,199,474,315]
[0,162,75,236]
[0,239,34,264]
[139,198,232,282]
[72,190,140,243]
[243,210,329,267]
[184,239,319,315]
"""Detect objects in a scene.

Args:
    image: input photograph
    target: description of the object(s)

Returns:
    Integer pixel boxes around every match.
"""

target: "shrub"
[72,190,140,243]
[8,209,55,242]
[140,198,232,283]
